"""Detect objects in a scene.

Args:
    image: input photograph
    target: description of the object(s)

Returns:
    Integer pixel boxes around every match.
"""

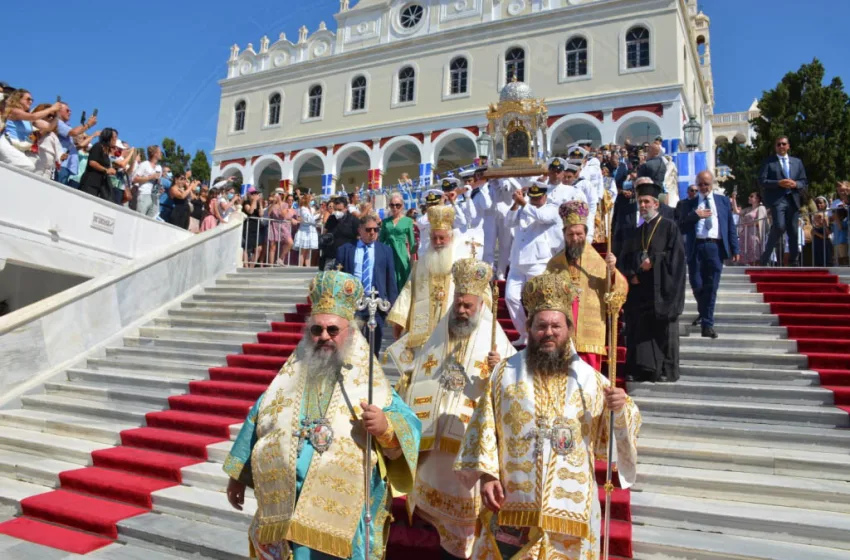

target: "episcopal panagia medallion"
[438,361,468,393]
[550,417,574,456]
[309,419,334,454]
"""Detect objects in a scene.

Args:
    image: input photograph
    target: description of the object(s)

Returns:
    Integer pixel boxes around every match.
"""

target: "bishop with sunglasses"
[336,213,399,354]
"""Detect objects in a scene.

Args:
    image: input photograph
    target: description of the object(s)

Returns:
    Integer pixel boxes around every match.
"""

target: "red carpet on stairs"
[746,268,850,417]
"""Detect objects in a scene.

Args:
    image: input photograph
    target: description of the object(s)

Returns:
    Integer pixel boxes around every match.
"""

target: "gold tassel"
[286,520,353,559]
[497,511,590,540]
[438,438,461,455]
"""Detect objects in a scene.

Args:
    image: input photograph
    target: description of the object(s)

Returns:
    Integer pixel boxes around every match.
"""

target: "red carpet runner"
[746,268,850,416]
[0,276,632,557]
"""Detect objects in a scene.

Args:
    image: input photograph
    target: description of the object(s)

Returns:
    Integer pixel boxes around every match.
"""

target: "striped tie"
[361,244,372,295]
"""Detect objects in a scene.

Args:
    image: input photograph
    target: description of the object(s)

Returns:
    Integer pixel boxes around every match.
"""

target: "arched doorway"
[253,158,283,195]
[615,117,662,146]
[550,122,603,155]
[335,145,371,194]
[433,130,477,176]
[219,167,244,188]
[293,152,325,194]
[382,137,422,187]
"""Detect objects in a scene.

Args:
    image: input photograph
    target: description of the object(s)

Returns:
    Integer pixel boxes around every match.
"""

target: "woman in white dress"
[293,193,319,267]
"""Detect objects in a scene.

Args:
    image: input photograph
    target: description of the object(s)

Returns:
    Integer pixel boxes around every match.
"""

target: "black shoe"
[701,327,718,339]
[691,316,701,327]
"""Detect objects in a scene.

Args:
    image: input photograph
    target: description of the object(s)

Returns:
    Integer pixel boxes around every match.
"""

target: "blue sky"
[2,0,845,157]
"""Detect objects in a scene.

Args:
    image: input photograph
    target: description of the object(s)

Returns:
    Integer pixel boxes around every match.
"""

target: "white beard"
[640,209,658,221]
[424,244,453,277]
[448,307,481,338]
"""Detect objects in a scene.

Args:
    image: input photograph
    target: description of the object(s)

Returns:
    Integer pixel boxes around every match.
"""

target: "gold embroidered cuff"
[377,422,399,449]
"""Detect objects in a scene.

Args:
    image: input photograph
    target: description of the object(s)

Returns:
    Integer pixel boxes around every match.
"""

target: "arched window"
[351,76,367,111]
[268,93,281,126]
[308,85,323,118]
[234,100,246,131]
[398,66,415,103]
[450,57,468,95]
[565,37,588,77]
[505,47,525,82]
[626,26,650,69]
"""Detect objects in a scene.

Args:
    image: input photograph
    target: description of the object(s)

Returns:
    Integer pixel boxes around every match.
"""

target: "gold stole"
[494,352,602,540]
[546,244,628,355]
[386,260,454,349]
[405,308,514,455]
[250,334,391,558]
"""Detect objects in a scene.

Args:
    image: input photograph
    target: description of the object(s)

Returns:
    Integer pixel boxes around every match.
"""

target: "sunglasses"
[776,142,788,146]
[309,324,346,337]
[688,188,698,193]
[696,182,711,186]
[363,227,379,233]
[389,203,403,208]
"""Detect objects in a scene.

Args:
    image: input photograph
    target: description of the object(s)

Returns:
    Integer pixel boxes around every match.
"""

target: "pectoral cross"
[524,417,552,458]
[423,355,438,376]
[465,239,483,259]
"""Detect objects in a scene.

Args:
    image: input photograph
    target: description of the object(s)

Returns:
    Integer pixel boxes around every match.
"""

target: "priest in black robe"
[616,181,686,382]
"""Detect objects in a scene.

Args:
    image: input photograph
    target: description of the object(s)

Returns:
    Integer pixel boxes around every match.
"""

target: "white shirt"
[695,193,718,240]
[778,155,791,176]
[506,202,561,266]
[546,182,588,208]
[133,161,162,195]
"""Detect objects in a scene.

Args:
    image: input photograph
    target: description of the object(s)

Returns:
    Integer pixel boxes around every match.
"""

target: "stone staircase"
[0,265,849,559]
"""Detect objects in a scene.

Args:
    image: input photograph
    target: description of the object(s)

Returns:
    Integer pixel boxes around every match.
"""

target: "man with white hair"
[387,204,477,365]
[224,270,420,560]
[396,258,516,560]
[415,189,444,257]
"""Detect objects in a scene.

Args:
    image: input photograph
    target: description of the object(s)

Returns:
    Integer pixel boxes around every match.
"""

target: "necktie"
[702,196,713,233]
[782,157,790,177]
[361,243,372,295]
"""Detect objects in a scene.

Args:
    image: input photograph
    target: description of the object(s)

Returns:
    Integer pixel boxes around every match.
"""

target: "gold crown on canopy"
[309,270,364,321]
[427,204,455,231]
[451,258,493,297]
[521,271,577,321]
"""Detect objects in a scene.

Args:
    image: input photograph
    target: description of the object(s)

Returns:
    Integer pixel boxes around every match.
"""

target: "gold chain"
[641,216,663,254]
[535,372,569,421]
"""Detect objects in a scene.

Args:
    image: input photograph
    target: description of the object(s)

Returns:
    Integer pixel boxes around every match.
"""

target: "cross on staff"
[465,239,483,258]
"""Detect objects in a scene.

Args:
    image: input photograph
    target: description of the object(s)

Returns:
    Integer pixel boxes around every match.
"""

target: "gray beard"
[424,244,453,277]
[565,243,583,263]
[640,209,658,221]
[298,326,354,379]
[525,336,572,376]
[448,308,481,338]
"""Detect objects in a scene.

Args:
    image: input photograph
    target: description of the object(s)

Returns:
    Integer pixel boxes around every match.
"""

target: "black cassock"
[616,214,686,382]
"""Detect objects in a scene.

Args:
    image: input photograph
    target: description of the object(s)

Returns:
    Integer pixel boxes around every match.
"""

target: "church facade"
[212,0,715,194]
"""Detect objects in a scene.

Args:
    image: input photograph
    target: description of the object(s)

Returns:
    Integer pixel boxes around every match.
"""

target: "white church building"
[211,0,716,194]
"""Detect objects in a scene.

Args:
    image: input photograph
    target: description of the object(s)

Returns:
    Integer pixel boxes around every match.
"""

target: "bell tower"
[690,2,715,110]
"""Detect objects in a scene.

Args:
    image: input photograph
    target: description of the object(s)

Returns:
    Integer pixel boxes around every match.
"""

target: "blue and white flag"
[661,138,681,156]
[321,174,334,196]
[675,151,708,201]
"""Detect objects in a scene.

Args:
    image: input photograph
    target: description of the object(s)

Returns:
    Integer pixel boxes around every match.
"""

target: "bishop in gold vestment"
[455,272,640,560]
[546,201,627,372]
[223,271,421,560]
[386,204,479,371]
[398,258,516,559]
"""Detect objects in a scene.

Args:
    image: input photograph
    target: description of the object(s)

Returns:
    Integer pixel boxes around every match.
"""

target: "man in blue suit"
[336,214,398,355]
[682,170,740,339]
[759,135,808,266]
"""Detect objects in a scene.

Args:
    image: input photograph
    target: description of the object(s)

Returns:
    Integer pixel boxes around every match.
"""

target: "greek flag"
[661,138,681,156]
[675,151,708,201]
[321,174,334,196]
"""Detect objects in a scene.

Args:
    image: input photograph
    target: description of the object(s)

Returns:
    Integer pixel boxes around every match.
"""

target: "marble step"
[193,292,305,304]
[232,267,319,276]
[44,381,178,408]
[677,349,807,369]
[137,326,258,344]
[153,317,271,333]
[638,463,850,514]
[66,368,196,391]
[638,438,850,481]
[0,448,76,488]
[0,408,132,446]
[206,285,309,296]
[118,512,249,560]
[20,393,158,425]
[168,308,285,322]
[181,301,298,313]
[638,416,850,454]
[679,323,787,337]
[0,477,50,511]
[677,312,780,326]
[180,461,250,495]
[677,364,819,386]
[633,396,849,427]
[218,274,312,286]
[685,294,764,304]
[628,380,833,406]
[682,302,770,313]
[678,337,797,352]
[151,484,255,531]
[87,356,216,377]
[633,524,850,560]
[87,543,189,560]
[105,347,230,367]
[124,337,244,355]
[0,426,101,465]
[631,492,850,550]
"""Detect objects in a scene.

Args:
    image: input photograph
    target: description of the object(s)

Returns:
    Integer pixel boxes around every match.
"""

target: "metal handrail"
[241,215,325,268]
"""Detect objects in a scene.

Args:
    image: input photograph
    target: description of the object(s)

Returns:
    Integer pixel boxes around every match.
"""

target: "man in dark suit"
[321,194,360,270]
[681,171,740,339]
[675,184,698,226]
[606,151,629,190]
[336,214,398,354]
[637,140,667,187]
[759,136,808,266]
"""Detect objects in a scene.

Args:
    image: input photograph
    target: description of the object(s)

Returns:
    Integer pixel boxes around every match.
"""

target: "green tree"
[190,150,211,183]
[717,143,760,198]
[160,137,191,176]
[741,59,850,198]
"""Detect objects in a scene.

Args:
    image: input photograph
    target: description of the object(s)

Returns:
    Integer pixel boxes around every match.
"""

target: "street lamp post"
[683,117,703,152]
[476,131,494,164]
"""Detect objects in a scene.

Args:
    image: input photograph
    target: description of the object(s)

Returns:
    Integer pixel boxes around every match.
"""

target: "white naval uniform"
[464,184,491,254]
[579,158,603,239]
[504,201,561,343]
[416,202,470,257]
[492,179,520,279]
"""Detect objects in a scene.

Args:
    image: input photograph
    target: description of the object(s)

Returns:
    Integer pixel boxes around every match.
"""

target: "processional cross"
[465,240,483,259]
